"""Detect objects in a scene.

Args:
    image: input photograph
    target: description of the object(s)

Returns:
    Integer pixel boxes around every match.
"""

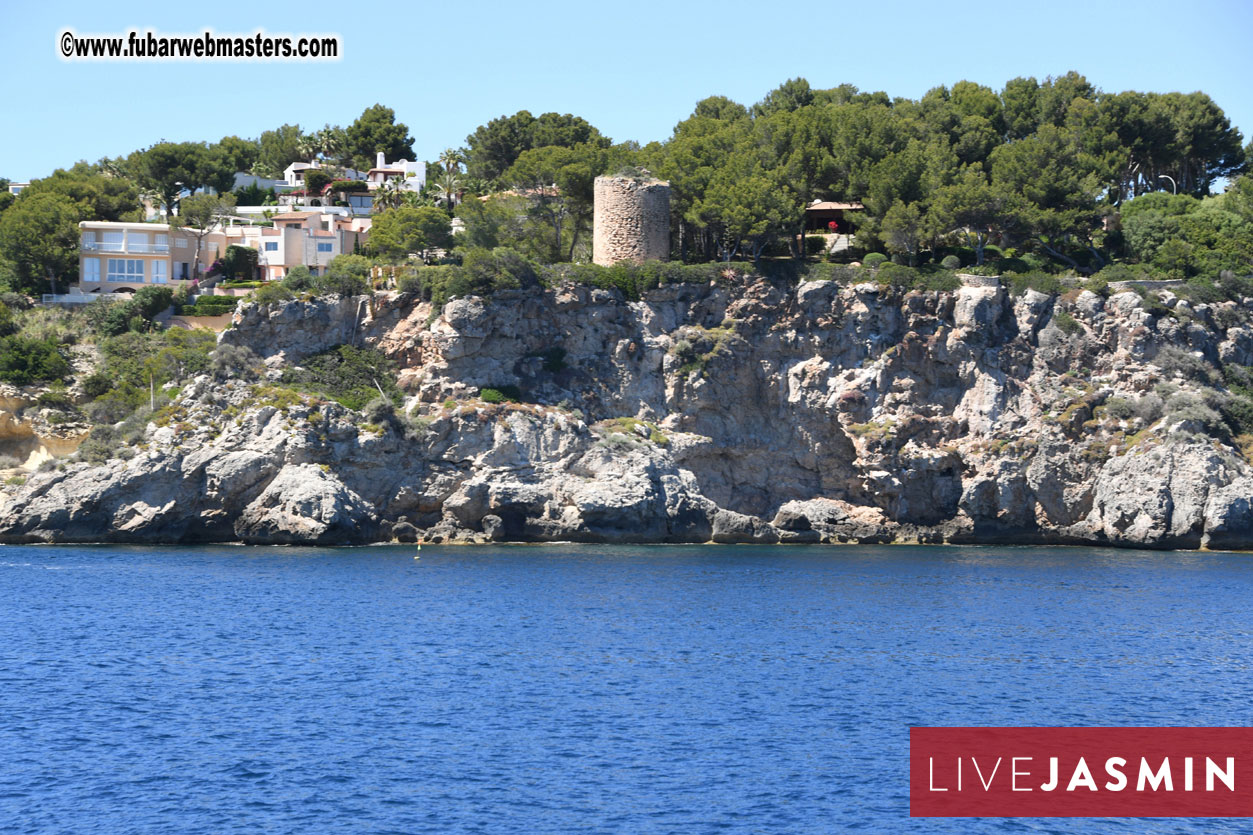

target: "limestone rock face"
[236,464,374,545]
[6,274,1253,550]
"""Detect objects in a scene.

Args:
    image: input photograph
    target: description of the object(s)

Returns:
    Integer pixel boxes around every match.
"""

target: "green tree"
[990,124,1103,268]
[503,143,606,261]
[753,77,814,117]
[929,166,1017,265]
[465,110,608,185]
[170,192,237,278]
[368,206,453,261]
[346,104,415,171]
[131,142,208,216]
[880,202,926,265]
[1000,76,1040,140]
[19,162,141,221]
[254,124,305,178]
[0,193,81,293]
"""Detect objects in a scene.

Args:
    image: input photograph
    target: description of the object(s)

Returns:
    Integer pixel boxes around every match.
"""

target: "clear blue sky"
[2,0,1251,182]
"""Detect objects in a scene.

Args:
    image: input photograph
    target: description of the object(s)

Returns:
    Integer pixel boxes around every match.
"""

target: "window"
[175,237,188,249]
[127,231,148,252]
[154,234,169,252]
[176,262,190,280]
[82,259,100,282]
[264,242,278,251]
[106,259,144,283]
[102,231,124,252]
[317,242,333,253]
[151,261,167,283]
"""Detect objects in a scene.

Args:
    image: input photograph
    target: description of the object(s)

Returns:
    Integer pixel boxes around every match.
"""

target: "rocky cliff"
[5,274,1253,549]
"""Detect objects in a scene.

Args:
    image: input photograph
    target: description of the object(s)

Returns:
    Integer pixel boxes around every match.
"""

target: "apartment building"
[221,211,370,280]
[76,221,224,293]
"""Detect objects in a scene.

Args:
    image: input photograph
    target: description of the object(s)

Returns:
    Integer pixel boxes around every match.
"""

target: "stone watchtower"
[592,173,670,266]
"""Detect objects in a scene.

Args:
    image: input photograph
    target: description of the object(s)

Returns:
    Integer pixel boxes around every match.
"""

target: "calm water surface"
[1,544,1250,833]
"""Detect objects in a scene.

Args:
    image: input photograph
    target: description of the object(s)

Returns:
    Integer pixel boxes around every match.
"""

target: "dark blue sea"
[1,544,1250,833]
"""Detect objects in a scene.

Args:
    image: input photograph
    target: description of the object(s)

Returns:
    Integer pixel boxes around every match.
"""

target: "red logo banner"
[910,727,1253,817]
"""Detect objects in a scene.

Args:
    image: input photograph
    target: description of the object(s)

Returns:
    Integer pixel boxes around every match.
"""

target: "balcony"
[81,241,169,254]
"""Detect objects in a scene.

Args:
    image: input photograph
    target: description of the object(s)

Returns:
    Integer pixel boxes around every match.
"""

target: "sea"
[1,543,1249,833]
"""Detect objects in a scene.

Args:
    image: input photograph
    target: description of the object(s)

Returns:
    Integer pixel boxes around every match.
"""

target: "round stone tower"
[592,174,670,266]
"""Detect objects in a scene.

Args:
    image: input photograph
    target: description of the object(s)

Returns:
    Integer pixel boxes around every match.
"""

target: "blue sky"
[2,0,1251,182]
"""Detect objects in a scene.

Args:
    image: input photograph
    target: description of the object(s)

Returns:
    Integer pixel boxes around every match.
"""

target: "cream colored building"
[76,221,225,293]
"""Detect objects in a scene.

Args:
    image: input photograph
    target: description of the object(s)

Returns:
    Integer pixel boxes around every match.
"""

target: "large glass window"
[101,231,124,252]
[106,259,144,283]
[264,242,278,251]
[317,242,333,252]
[82,259,100,282]
[151,261,167,283]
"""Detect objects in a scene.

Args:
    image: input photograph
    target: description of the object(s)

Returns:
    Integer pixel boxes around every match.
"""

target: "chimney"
[376,151,386,169]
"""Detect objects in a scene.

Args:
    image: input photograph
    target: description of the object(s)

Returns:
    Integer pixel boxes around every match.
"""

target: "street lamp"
[173,181,184,216]
[1158,174,1177,195]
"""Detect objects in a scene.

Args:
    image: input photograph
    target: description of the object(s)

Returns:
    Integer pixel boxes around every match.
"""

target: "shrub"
[81,371,113,399]
[77,424,121,464]
[1052,311,1083,336]
[805,236,828,256]
[1154,345,1213,382]
[940,254,961,270]
[1132,393,1165,424]
[479,386,521,404]
[281,265,313,292]
[1104,397,1134,421]
[249,284,293,306]
[1164,393,1224,433]
[312,255,372,297]
[36,390,74,410]
[1005,271,1064,297]
[131,286,174,320]
[210,344,260,380]
[0,336,70,385]
[280,344,400,410]
[362,396,396,424]
[863,252,888,268]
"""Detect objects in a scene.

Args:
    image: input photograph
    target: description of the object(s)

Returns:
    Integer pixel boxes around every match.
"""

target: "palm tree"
[438,147,465,176]
[434,170,461,214]
[373,179,403,211]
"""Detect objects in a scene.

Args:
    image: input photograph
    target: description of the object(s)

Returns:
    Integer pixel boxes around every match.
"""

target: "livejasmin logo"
[910,727,1253,817]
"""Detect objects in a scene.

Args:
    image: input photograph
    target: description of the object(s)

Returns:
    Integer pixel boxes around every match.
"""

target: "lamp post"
[173,181,184,217]
[1158,174,1177,195]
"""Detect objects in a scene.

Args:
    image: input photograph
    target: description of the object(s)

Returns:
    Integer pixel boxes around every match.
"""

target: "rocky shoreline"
[4,274,1253,550]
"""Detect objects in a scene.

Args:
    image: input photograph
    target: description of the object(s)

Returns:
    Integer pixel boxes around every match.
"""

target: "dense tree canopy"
[346,105,415,171]
[465,111,610,184]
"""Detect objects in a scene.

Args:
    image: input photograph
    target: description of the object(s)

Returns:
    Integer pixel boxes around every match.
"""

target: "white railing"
[127,243,170,254]
[83,241,124,252]
[41,293,124,305]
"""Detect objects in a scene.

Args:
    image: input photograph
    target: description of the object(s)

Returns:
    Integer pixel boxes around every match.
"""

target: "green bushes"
[178,295,239,316]
[279,344,401,410]
[281,265,313,291]
[873,264,960,292]
[85,329,217,421]
[863,252,888,268]
[479,385,522,403]
[248,284,293,306]
[1052,311,1083,335]
[940,254,961,270]
[314,254,371,296]
[0,335,71,385]
[1004,271,1064,297]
